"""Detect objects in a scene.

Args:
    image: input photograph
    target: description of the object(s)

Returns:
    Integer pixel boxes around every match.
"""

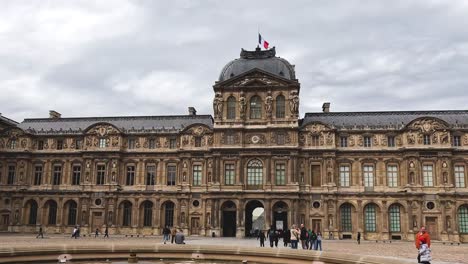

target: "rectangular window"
[423,165,434,187]
[38,140,44,150]
[423,135,431,145]
[56,140,63,150]
[311,165,321,187]
[9,139,16,149]
[126,166,135,185]
[149,139,156,149]
[387,165,398,187]
[146,165,156,185]
[341,205,352,232]
[453,136,461,147]
[194,137,202,147]
[340,136,348,147]
[455,166,466,188]
[99,138,106,148]
[389,206,401,232]
[72,166,81,185]
[96,165,105,185]
[52,165,62,185]
[224,164,235,185]
[275,163,286,186]
[128,139,136,149]
[363,165,374,187]
[311,135,320,146]
[167,165,176,186]
[193,165,202,186]
[226,134,235,145]
[34,166,42,185]
[7,165,15,184]
[388,136,395,147]
[340,165,350,187]
[364,136,372,147]
[365,205,376,232]
[75,139,82,149]
[169,138,177,149]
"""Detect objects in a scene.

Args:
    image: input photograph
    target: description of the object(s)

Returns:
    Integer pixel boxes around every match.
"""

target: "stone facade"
[0,47,467,242]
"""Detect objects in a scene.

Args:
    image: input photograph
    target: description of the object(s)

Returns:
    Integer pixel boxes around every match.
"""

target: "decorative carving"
[407,133,416,145]
[239,95,246,119]
[409,118,445,133]
[349,136,355,147]
[111,136,119,147]
[432,133,438,144]
[464,135,468,146]
[87,125,120,136]
[265,93,273,117]
[373,136,379,146]
[246,134,266,144]
[440,131,449,144]
[213,92,223,119]
[289,90,299,117]
[20,139,27,148]
[357,136,363,147]
[396,136,403,146]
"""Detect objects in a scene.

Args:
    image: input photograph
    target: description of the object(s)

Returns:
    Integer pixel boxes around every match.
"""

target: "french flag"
[258,33,269,49]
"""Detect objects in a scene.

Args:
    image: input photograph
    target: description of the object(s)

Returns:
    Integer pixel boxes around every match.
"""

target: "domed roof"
[219,47,296,82]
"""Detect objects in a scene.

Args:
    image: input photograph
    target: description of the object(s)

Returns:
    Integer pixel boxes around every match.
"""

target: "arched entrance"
[245,200,264,237]
[273,201,288,232]
[221,201,236,237]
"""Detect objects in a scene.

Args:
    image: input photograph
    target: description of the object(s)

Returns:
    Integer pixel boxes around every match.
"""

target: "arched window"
[340,203,352,232]
[250,96,262,119]
[458,205,468,233]
[364,204,376,232]
[247,159,263,187]
[28,200,38,225]
[164,202,175,227]
[46,200,58,225]
[389,204,401,232]
[275,95,285,118]
[143,201,153,227]
[122,201,132,227]
[227,96,236,119]
[66,201,77,226]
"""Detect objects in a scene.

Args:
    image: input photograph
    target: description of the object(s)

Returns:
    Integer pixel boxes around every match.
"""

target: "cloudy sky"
[1,1,468,122]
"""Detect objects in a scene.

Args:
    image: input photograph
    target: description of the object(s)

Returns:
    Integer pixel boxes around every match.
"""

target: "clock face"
[251,135,260,144]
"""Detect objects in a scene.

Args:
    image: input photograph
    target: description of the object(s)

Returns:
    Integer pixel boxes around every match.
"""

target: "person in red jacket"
[415,226,431,249]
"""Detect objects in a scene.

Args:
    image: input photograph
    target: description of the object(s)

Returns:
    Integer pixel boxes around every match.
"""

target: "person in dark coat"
[267,226,277,248]
[104,226,109,238]
[36,226,44,238]
[357,232,361,245]
[257,230,266,247]
[283,229,291,247]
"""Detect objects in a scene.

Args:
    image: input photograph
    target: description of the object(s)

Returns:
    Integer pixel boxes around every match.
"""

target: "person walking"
[415,227,431,263]
[171,226,177,244]
[95,228,99,238]
[316,232,323,251]
[418,237,432,264]
[357,231,361,245]
[104,226,109,238]
[283,228,291,247]
[267,226,276,248]
[76,226,81,238]
[290,225,300,249]
[175,229,185,244]
[257,230,266,247]
[300,224,308,249]
[309,230,317,250]
[71,226,77,239]
[162,226,171,244]
[36,226,44,239]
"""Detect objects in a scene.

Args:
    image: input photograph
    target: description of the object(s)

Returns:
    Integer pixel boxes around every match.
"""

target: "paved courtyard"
[0,234,466,264]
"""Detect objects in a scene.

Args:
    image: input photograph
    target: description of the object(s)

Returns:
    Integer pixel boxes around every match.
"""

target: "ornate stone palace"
[1,47,467,242]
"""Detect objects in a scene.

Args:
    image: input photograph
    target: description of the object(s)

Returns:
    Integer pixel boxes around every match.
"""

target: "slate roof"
[0,114,19,127]
[219,47,296,82]
[302,110,468,130]
[17,115,213,135]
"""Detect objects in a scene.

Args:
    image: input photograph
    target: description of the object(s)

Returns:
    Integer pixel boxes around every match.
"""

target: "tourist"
[171,226,177,244]
[76,226,81,238]
[257,230,265,247]
[418,237,432,264]
[308,230,317,250]
[36,226,44,239]
[267,226,276,248]
[290,225,299,249]
[71,226,77,239]
[300,224,308,249]
[104,226,109,238]
[162,226,170,244]
[357,231,361,245]
[415,227,431,263]
[175,229,185,244]
[95,228,99,238]
[316,232,323,251]
[274,230,279,247]
[283,228,291,247]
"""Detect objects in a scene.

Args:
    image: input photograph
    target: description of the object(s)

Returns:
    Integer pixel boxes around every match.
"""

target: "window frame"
[167,165,177,186]
[72,165,81,185]
[363,165,374,187]
[364,204,377,232]
[226,96,236,119]
[96,164,106,185]
[52,165,62,185]
[224,163,235,185]
[275,95,286,118]
[339,165,351,187]
[192,164,202,186]
[422,164,434,187]
[126,165,136,185]
[454,165,466,188]
[249,95,262,119]
[387,164,398,187]
[275,163,286,186]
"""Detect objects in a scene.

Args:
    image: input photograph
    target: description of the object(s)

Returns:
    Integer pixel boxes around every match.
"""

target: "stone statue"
[213,93,223,119]
[239,96,246,118]
[289,91,299,116]
[265,94,273,117]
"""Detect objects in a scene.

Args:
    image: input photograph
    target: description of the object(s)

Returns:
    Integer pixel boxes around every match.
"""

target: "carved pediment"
[302,122,332,133]
[407,118,448,132]
[86,124,120,136]
[222,70,292,88]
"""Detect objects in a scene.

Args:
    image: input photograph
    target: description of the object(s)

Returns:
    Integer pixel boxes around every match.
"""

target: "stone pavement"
[0,234,465,264]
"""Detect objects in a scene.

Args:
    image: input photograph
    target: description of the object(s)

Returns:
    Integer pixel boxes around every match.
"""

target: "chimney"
[188,107,197,116]
[322,102,330,113]
[49,110,61,119]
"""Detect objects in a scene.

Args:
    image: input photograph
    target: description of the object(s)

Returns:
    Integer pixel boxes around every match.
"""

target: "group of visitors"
[258,224,322,250]
[162,225,185,244]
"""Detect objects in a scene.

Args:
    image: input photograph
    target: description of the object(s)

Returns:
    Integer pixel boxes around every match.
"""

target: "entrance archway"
[245,200,264,237]
[221,201,236,237]
[273,201,288,232]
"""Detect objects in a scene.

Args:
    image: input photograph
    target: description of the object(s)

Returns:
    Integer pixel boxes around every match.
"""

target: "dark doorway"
[245,200,264,237]
[273,201,288,232]
[221,201,237,237]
